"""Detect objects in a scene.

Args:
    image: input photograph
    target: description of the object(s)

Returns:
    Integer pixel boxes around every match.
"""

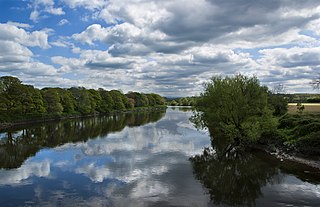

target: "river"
[0,107,319,206]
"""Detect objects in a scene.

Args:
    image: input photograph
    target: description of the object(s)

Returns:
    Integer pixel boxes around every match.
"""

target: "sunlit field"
[288,103,320,113]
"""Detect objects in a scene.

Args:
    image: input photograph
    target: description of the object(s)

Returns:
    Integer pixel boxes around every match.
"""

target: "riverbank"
[252,144,320,170]
[0,106,167,130]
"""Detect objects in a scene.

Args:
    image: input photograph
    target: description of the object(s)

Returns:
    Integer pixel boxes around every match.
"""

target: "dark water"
[0,108,319,207]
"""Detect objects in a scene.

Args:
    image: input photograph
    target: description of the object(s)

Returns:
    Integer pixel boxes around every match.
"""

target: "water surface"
[0,108,319,206]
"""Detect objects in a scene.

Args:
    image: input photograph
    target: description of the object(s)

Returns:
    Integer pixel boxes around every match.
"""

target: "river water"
[0,107,319,206]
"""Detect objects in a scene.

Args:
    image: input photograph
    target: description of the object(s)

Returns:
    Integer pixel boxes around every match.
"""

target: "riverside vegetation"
[0,76,165,126]
[191,74,320,158]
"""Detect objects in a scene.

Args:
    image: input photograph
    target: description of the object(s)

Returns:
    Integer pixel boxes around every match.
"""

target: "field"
[288,103,320,113]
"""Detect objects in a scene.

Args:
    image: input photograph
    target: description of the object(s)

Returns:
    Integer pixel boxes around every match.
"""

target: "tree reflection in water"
[189,126,282,207]
[190,108,320,207]
[190,148,281,206]
[0,110,165,169]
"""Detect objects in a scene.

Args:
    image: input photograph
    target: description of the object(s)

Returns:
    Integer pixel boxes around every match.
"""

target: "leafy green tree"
[268,93,288,116]
[179,97,190,106]
[88,89,102,112]
[146,94,156,106]
[26,86,46,115]
[69,87,93,114]
[0,76,22,92]
[127,98,135,109]
[195,74,277,147]
[126,92,149,107]
[109,90,126,110]
[41,88,64,115]
[0,77,45,119]
[121,93,131,109]
[170,100,178,106]
[59,89,76,114]
[99,89,114,112]
[151,93,165,106]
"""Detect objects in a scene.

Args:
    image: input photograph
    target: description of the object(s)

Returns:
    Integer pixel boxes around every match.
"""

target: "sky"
[0,0,319,96]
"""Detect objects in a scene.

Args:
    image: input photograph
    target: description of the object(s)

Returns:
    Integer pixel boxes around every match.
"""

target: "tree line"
[0,76,165,122]
[167,97,197,106]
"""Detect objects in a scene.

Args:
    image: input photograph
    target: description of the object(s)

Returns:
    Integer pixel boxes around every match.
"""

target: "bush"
[278,114,320,155]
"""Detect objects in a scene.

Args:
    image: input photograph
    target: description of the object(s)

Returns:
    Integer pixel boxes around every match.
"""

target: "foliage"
[285,93,319,103]
[195,74,277,147]
[306,97,320,103]
[41,88,64,115]
[170,100,178,106]
[0,76,165,123]
[296,103,305,113]
[167,97,197,106]
[267,93,288,116]
[278,114,320,155]
[126,92,165,108]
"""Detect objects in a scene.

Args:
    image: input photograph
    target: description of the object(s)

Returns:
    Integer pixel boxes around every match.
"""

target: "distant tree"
[109,90,126,110]
[146,94,156,106]
[99,89,114,112]
[88,89,102,112]
[296,102,305,113]
[69,87,93,114]
[268,92,288,116]
[27,86,46,115]
[170,100,178,106]
[0,76,22,92]
[127,98,135,109]
[41,88,64,115]
[59,89,76,114]
[179,97,190,106]
[151,93,165,105]
[126,92,149,107]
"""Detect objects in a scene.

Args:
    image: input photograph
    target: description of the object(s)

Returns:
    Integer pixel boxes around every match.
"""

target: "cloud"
[61,0,107,10]
[30,10,40,23]
[75,163,111,183]
[72,24,107,45]
[0,40,33,63]
[63,0,320,95]
[58,19,70,26]
[0,160,50,185]
[0,23,51,49]
[6,21,32,29]
[45,7,65,15]
[4,0,320,95]
[29,0,65,22]
[259,47,320,69]
[0,23,58,78]
[92,0,320,46]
